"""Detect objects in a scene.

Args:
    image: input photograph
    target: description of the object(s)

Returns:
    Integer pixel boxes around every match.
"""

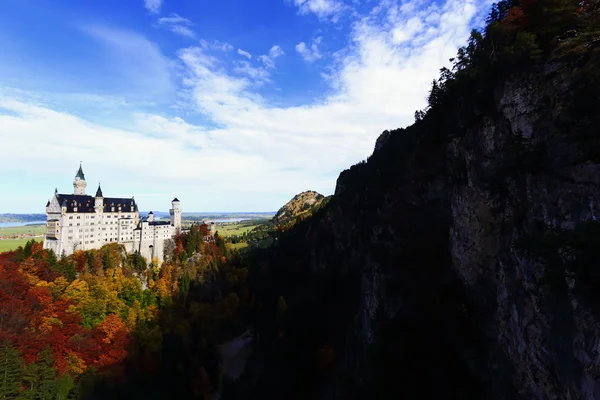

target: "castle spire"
[73,162,87,195]
[95,182,103,197]
[75,162,85,180]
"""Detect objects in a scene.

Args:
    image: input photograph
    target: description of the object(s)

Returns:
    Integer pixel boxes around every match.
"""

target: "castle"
[43,164,182,261]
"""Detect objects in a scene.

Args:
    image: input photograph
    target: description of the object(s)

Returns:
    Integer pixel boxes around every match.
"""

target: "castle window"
[69,216,73,219]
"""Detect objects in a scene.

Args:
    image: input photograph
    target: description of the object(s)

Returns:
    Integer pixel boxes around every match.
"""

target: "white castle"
[43,164,182,261]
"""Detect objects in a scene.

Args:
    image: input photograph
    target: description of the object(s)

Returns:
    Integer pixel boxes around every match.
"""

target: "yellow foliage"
[65,352,87,375]
[63,279,90,304]
[20,259,40,285]
[47,276,69,298]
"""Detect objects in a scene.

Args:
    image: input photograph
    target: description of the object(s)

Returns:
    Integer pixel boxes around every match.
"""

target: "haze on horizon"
[0,0,493,213]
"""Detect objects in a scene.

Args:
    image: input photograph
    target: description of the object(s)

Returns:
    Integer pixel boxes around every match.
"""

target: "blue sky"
[0,0,493,213]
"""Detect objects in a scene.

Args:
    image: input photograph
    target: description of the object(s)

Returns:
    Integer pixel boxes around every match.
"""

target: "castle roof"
[75,164,85,180]
[173,197,180,202]
[149,220,171,226]
[56,194,138,213]
[95,184,103,198]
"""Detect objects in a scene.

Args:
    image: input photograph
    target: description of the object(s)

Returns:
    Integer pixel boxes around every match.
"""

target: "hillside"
[0,213,46,223]
[272,191,327,226]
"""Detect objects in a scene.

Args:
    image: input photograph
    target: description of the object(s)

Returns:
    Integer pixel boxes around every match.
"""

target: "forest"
[0,223,252,398]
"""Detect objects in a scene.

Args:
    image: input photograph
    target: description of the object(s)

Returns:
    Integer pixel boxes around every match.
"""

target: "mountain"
[272,191,328,226]
[233,3,600,399]
[43,2,600,398]
[0,214,46,223]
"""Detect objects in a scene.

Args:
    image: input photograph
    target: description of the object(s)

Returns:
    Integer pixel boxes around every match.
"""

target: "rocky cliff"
[240,7,600,399]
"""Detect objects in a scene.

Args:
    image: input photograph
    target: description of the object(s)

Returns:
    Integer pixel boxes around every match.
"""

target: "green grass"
[216,222,262,237]
[229,242,249,250]
[0,224,45,236]
[0,237,44,253]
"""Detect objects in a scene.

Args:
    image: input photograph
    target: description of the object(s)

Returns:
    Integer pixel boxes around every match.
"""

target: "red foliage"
[0,249,131,378]
[72,250,88,272]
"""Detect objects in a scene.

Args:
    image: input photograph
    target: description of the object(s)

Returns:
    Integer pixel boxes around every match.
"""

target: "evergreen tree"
[45,249,57,269]
[0,341,24,399]
[23,240,34,258]
[53,375,74,400]
[22,362,39,399]
[37,346,57,400]
[54,255,76,282]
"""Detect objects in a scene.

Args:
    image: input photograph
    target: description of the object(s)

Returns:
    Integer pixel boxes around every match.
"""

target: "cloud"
[1,0,493,211]
[257,45,285,69]
[200,40,234,52]
[296,37,322,62]
[157,13,196,39]
[144,0,162,14]
[158,14,189,25]
[237,49,252,59]
[233,61,271,84]
[293,0,344,21]
[269,45,285,58]
[170,25,196,39]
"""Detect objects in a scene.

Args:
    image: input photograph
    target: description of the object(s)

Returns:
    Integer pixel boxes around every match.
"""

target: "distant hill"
[0,214,46,223]
[272,191,328,226]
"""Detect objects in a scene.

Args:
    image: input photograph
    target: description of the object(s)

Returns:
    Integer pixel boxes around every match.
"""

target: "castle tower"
[73,163,87,195]
[147,211,154,222]
[170,198,182,232]
[94,183,103,213]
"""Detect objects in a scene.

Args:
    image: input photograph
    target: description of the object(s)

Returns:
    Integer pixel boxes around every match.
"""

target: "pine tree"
[37,346,57,400]
[53,375,74,400]
[21,362,39,399]
[0,341,24,399]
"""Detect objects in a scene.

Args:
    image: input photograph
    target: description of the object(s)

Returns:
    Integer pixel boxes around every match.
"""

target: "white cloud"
[144,0,162,14]
[233,61,271,84]
[269,45,285,58]
[158,14,189,25]
[257,45,285,69]
[1,0,492,211]
[157,13,196,39]
[293,0,344,21]
[170,25,196,39]
[296,37,322,62]
[237,48,252,59]
[200,39,234,52]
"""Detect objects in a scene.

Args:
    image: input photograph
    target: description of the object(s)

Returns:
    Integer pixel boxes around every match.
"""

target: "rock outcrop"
[272,191,326,226]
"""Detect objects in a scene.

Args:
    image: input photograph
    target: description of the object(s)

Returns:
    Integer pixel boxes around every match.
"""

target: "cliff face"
[447,64,600,398]
[243,33,600,399]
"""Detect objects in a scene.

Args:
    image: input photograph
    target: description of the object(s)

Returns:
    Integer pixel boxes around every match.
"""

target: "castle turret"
[169,198,182,232]
[73,163,87,195]
[94,183,103,213]
[147,211,154,222]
